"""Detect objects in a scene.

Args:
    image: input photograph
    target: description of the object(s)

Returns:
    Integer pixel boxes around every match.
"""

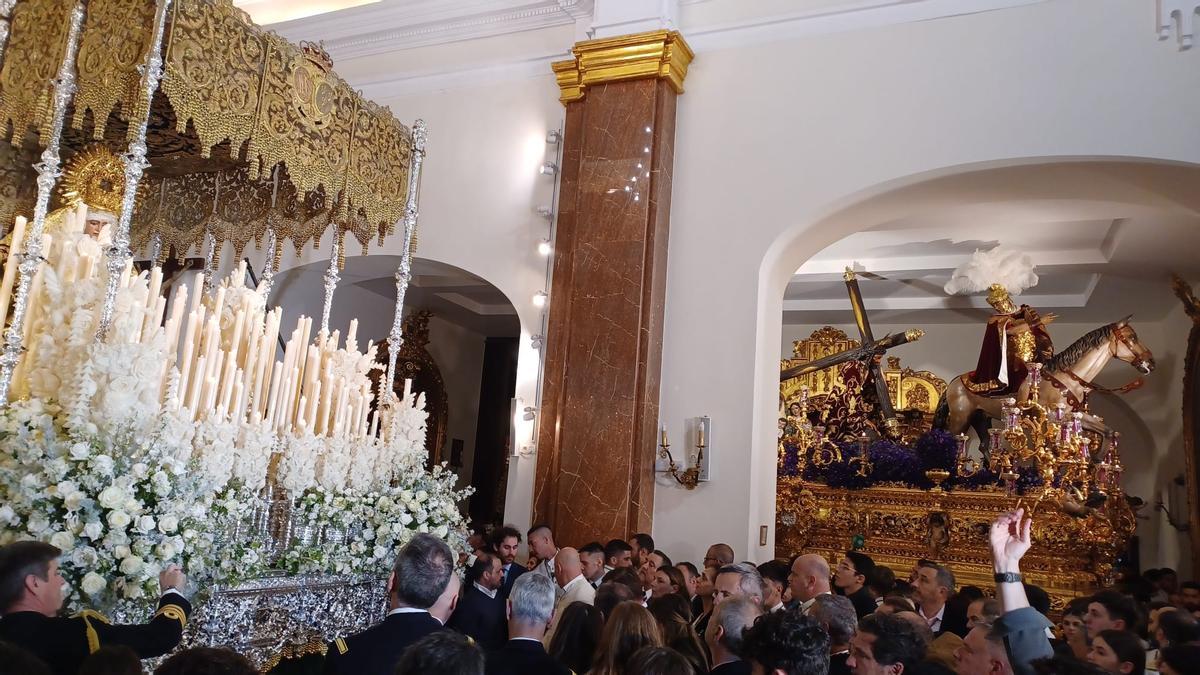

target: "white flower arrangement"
[0,234,471,615]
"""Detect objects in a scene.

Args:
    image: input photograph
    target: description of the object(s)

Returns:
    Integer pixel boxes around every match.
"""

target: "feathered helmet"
[944,247,1038,314]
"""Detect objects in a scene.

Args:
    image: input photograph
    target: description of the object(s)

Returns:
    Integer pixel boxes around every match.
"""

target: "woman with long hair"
[648,594,709,674]
[591,601,663,675]
[547,601,603,674]
[1086,630,1145,675]
[624,646,696,675]
[652,566,691,608]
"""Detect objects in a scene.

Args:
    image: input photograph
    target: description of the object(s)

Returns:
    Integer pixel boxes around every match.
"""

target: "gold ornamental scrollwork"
[70,0,156,140]
[0,0,75,145]
[159,0,266,156]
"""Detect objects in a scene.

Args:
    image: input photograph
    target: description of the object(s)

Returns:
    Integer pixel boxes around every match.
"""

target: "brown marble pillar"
[533,31,693,545]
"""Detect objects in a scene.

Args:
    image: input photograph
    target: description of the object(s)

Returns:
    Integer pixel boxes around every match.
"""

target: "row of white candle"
[0,207,388,442]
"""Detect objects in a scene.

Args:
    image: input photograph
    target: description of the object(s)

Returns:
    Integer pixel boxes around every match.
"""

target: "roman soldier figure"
[964,284,1055,396]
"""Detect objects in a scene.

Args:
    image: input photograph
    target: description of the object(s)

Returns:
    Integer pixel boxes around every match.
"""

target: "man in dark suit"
[703,595,760,675]
[324,533,453,675]
[834,550,879,619]
[809,594,857,675]
[0,541,191,675]
[485,573,572,675]
[491,525,527,599]
[449,553,507,651]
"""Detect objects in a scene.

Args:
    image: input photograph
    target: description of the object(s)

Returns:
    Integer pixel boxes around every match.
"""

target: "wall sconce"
[537,240,553,256]
[536,205,553,219]
[533,291,548,308]
[530,333,544,350]
[523,406,537,421]
[546,130,561,145]
[658,416,711,489]
[539,162,558,176]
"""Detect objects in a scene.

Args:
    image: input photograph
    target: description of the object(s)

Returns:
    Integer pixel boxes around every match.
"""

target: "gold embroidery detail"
[1013,331,1037,364]
[154,603,188,627]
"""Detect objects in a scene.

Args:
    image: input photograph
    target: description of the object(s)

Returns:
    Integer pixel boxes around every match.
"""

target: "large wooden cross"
[780,268,924,436]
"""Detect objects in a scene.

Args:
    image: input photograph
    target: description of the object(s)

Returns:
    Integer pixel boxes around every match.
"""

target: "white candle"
[0,216,28,322]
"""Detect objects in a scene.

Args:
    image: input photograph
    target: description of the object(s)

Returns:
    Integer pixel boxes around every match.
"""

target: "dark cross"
[780,268,924,437]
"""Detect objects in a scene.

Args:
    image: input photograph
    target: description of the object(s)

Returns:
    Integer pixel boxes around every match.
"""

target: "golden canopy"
[0,0,414,263]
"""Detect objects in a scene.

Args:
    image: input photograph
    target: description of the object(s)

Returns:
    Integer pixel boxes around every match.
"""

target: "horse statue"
[935,317,1154,452]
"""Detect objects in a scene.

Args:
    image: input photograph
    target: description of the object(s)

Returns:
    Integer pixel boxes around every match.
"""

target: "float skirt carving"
[776,478,1134,610]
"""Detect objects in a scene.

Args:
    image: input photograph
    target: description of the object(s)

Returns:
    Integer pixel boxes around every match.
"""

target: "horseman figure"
[963,283,1056,397]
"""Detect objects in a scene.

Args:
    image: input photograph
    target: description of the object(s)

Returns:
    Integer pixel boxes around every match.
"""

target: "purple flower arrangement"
[786,428,1040,493]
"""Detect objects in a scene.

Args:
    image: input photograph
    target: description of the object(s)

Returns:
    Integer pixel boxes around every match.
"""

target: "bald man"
[543,547,595,645]
[705,543,735,571]
[789,554,832,615]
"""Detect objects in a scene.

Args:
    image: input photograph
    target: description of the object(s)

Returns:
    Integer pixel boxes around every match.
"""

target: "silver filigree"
[0,1,86,405]
[0,0,16,69]
[201,228,217,296]
[259,225,277,297]
[96,0,173,342]
[320,236,339,334]
[384,120,426,397]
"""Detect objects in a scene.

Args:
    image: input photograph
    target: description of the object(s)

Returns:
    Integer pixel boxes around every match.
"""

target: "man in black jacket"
[0,541,191,675]
[485,573,571,675]
[449,553,507,650]
[324,533,453,675]
[834,550,878,619]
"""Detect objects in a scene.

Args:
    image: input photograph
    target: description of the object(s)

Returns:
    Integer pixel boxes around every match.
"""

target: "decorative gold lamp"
[659,418,707,490]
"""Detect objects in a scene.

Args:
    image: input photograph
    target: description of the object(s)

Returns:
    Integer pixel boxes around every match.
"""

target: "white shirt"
[800,591,831,615]
[770,601,785,613]
[387,607,430,617]
[532,551,559,579]
[473,582,498,599]
[919,604,945,633]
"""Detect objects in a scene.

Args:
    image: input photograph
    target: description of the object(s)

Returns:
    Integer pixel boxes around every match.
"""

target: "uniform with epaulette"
[321,608,443,675]
[0,591,190,675]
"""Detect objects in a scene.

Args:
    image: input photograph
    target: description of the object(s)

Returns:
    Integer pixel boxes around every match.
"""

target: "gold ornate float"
[778,326,1136,610]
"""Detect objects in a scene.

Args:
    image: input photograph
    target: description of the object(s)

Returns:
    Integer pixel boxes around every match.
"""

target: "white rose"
[82,521,103,540]
[131,463,148,479]
[157,515,178,534]
[54,480,78,496]
[49,531,74,550]
[134,516,156,534]
[0,505,16,525]
[81,572,107,596]
[399,512,413,526]
[155,540,176,559]
[92,455,114,476]
[69,443,91,461]
[63,492,84,512]
[119,556,143,576]
[114,544,131,559]
[27,513,50,534]
[122,499,142,516]
[97,486,125,510]
[106,510,131,529]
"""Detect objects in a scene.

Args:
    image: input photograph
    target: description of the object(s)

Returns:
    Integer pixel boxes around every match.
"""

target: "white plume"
[943,246,1039,296]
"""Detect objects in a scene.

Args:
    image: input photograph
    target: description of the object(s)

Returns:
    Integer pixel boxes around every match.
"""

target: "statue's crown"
[300,41,333,73]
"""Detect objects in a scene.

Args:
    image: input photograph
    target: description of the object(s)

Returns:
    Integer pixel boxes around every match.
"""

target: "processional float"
[778,251,1145,610]
[0,0,466,667]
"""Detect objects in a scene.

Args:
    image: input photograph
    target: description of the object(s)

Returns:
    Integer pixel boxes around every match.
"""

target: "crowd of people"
[0,508,1198,675]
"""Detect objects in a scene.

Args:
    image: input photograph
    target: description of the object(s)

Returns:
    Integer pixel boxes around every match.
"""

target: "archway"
[754,158,1200,573]
[271,255,521,527]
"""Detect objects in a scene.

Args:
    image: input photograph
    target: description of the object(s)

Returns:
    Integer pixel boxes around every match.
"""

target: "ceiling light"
[540,162,558,176]
[533,291,548,308]
[546,130,561,145]
[537,240,553,256]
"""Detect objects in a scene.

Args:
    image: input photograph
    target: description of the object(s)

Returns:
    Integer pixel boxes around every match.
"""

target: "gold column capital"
[552,29,694,105]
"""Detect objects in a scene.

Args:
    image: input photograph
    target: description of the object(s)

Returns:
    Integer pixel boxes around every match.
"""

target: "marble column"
[533,30,693,545]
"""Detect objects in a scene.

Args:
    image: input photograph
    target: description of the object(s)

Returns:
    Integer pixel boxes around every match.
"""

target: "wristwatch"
[993,572,1022,584]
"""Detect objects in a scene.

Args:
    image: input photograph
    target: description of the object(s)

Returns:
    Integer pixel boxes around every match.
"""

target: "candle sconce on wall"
[658,416,711,489]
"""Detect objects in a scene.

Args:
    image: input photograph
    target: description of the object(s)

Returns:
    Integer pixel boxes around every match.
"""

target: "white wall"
[424,315,487,493]
[268,0,1200,571]
[781,317,1194,574]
